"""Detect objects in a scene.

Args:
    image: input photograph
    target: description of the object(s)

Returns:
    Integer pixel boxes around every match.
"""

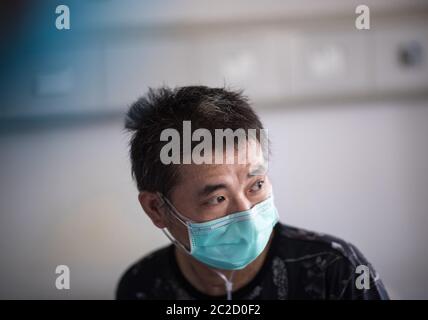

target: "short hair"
[124,85,267,197]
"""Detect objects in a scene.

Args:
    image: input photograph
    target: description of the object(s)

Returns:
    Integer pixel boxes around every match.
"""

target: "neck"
[175,231,274,297]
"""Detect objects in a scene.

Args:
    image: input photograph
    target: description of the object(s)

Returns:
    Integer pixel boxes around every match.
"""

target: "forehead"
[177,140,267,184]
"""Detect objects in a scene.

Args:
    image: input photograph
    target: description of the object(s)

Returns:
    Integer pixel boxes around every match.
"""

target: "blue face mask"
[159,194,279,270]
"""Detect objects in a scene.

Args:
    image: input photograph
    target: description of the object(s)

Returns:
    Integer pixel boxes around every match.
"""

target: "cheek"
[169,184,199,219]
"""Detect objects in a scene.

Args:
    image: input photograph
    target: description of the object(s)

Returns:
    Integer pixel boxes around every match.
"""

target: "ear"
[138,191,167,228]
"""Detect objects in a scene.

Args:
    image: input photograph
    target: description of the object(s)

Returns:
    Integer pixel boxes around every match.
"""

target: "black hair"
[124,85,266,197]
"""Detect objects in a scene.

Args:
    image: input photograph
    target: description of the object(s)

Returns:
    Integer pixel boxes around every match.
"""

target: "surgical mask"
[158,193,279,270]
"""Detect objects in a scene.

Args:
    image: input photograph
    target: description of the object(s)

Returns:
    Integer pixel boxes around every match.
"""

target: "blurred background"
[0,0,427,299]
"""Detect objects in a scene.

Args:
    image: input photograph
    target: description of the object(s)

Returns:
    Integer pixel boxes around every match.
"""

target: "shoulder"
[274,223,367,266]
[273,223,389,299]
[115,244,174,300]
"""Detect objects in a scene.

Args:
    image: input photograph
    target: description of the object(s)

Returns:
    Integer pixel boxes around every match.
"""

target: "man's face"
[162,140,272,250]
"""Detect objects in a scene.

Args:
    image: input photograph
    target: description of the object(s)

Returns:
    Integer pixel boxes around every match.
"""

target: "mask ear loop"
[161,226,192,255]
[157,192,196,224]
[157,192,194,255]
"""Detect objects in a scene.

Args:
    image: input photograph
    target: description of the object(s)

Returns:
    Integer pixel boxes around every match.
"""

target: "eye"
[206,195,226,206]
[250,180,265,192]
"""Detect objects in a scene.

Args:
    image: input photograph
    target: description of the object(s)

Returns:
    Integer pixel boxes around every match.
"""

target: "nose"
[232,194,252,213]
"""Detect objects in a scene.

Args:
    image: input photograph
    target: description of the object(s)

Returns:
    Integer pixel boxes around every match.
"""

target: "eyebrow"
[248,163,267,177]
[198,183,228,198]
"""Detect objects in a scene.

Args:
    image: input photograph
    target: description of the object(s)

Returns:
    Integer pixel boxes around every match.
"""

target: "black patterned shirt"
[116,223,389,300]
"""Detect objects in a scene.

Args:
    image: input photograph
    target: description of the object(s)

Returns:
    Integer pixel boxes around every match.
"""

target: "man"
[116,86,389,300]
